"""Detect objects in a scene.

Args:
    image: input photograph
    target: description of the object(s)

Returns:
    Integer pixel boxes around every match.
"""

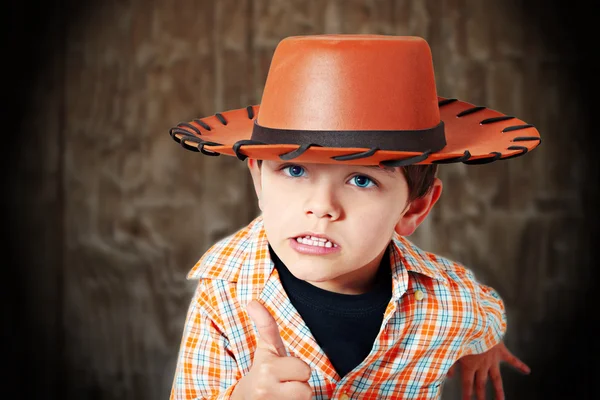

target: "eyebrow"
[363,165,398,176]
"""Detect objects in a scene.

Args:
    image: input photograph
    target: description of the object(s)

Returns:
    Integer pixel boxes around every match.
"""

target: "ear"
[395,178,443,236]
[247,158,263,211]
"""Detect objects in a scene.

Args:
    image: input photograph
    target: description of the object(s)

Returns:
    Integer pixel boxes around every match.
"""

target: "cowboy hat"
[169,34,541,166]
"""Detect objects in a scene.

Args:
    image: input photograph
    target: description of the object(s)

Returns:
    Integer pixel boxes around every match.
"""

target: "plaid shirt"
[170,216,506,399]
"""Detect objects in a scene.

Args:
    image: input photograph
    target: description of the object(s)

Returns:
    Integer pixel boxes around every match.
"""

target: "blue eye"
[350,175,376,188]
[283,165,305,177]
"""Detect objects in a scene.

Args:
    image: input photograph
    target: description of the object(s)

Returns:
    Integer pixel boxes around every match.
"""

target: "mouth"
[292,233,339,248]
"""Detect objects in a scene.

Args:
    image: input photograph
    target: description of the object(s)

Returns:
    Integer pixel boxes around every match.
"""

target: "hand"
[232,300,313,400]
[447,341,530,400]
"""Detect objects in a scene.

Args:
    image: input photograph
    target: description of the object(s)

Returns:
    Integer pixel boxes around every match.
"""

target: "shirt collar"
[389,233,448,285]
[188,216,448,301]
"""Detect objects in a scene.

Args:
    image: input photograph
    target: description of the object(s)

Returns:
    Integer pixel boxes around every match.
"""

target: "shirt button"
[340,394,350,400]
[414,290,425,301]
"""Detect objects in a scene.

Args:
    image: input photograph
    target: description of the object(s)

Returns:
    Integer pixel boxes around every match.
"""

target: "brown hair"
[256,160,437,203]
[401,164,438,202]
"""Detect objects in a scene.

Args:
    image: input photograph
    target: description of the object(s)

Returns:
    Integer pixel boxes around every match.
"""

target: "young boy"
[167,34,539,399]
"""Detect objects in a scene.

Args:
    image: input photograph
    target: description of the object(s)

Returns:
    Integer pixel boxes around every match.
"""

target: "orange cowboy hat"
[169,34,541,166]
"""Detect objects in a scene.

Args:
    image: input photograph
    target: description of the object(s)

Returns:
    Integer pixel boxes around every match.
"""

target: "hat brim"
[170,97,541,166]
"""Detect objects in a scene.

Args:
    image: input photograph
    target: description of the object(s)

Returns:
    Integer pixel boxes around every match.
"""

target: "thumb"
[247,300,287,357]
[447,364,456,378]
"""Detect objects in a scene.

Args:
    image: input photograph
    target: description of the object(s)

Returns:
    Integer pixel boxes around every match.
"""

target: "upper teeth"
[296,235,338,248]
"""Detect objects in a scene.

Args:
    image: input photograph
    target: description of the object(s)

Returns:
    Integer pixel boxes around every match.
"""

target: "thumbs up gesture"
[231,300,313,400]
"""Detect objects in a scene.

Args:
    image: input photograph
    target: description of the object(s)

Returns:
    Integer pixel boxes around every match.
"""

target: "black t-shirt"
[270,245,393,378]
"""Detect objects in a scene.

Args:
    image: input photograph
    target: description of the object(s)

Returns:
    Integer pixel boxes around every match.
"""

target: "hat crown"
[257,34,441,131]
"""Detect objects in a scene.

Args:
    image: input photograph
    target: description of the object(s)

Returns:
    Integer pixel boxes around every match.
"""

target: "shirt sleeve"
[170,280,240,400]
[463,276,508,356]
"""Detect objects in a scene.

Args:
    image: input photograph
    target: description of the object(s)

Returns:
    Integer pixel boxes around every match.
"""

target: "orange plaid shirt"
[170,216,506,399]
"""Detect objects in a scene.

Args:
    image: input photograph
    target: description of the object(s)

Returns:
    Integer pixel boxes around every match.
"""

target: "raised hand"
[231,300,313,400]
[448,341,530,400]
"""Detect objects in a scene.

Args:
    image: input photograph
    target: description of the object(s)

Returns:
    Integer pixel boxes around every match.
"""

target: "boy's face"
[248,159,441,295]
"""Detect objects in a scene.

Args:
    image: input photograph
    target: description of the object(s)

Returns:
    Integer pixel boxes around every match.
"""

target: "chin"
[287,264,338,282]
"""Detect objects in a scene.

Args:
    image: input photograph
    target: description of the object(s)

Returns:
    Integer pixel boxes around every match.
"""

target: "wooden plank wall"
[9,0,593,399]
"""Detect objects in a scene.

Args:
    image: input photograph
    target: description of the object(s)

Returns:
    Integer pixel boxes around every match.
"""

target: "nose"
[303,183,341,220]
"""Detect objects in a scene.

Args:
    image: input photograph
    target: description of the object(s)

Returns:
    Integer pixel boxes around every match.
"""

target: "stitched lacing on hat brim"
[169,101,541,166]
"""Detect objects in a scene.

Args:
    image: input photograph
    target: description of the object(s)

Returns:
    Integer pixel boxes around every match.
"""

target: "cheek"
[345,198,402,241]
[347,212,396,248]
[351,195,403,226]
[260,183,301,228]
[262,186,294,212]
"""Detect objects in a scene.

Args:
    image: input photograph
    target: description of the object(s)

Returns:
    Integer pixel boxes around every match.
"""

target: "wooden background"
[7,0,595,399]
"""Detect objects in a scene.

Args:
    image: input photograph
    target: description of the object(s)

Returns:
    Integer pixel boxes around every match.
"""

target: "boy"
[168,34,539,399]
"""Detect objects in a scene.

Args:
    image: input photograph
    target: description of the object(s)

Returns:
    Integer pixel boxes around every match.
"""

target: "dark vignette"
[518,1,597,399]
[2,0,596,399]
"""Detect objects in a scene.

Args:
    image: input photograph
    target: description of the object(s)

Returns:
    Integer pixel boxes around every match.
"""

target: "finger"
[500,346,531,375]
[461,368,474,400]
[247,300,287,357]
[489,365,504,400]
[447,364,456,378]
[279,381,313,400]
[272,356,312,382]
[475,369,488,400]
